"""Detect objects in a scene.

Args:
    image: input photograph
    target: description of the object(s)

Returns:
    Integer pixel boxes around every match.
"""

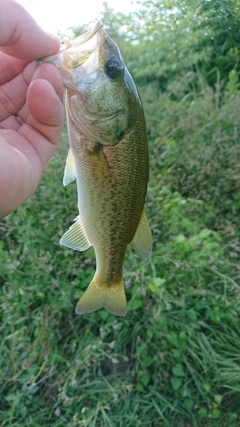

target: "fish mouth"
[39,21,105,71]
[61,21,104,70]
[71,20,103,48]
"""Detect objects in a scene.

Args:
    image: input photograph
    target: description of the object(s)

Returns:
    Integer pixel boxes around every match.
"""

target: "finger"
[19,75,64,167]
[0,61,37,122]
[27,78,64,128]
[31,63,63,103]
[0,62,63,130]
[0,0,60,60]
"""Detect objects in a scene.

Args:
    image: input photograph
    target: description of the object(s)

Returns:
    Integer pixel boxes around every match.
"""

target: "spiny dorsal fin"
[131,208,152,260]
[60,216,91,252]
[63,148,76,186]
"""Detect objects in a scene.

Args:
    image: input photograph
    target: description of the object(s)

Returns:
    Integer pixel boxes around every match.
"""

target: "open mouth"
[39,21,105,71]
[71,21,103,47]
[62,21,104,70]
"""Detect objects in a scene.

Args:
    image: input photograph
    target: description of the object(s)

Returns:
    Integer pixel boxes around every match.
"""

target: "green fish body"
[42,21,151,316]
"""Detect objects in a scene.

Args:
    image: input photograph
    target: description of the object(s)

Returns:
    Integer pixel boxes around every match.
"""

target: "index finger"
[0,0,60,60]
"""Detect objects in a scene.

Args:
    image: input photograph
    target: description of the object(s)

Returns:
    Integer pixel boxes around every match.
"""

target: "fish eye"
[105,58,124,80]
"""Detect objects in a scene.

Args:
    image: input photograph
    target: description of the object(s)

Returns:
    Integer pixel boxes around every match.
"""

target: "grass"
[1,74,240,426]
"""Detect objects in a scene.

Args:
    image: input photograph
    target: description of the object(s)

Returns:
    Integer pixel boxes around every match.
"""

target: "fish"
[40,21,152,316]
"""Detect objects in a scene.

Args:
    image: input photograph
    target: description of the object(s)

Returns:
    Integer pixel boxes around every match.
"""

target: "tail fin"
[75,277,127,317]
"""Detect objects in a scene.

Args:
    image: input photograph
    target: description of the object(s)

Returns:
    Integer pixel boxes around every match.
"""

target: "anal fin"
[60,216,91,252]
[131,208,152,260]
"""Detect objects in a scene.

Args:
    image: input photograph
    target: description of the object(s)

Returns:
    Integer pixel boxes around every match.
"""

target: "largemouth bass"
[41,21,151,316]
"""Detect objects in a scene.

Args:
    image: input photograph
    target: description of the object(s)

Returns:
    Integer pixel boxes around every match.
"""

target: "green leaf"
[135,383,144,392]
[171,377,182,391]
[148,283,157,293]
[172,364,185,377]
[214,394,222,404]
[178,331,187,340]
[203,383,211,393]
[198,408,207,419]
[212,408,221,419]
[5,394,17,401]
[139,373,150,387]
[127,298,143,311]
[168,332,179,347]
[173,350,181,359]
[226,69,240,93]
[183,398,194,412]
[14,316,28,325]
[174,234,187,244]
[141,356,153,367]
[20,405,27,418]
[165,139,176,147]
[153,278,166,287]
[99,310,110,321]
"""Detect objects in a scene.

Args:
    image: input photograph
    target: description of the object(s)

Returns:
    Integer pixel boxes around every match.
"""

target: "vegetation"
[1,0,240,425]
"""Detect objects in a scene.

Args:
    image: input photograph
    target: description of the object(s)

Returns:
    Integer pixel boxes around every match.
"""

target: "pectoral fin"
[63,148,76,186]
[60,216,91,252]
[131,208,152,260]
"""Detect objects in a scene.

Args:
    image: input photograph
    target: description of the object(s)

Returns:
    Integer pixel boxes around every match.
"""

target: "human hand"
[0,0,64,218]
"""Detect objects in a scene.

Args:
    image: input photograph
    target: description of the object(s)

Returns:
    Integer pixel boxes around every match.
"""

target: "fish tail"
[75,277,127,317]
